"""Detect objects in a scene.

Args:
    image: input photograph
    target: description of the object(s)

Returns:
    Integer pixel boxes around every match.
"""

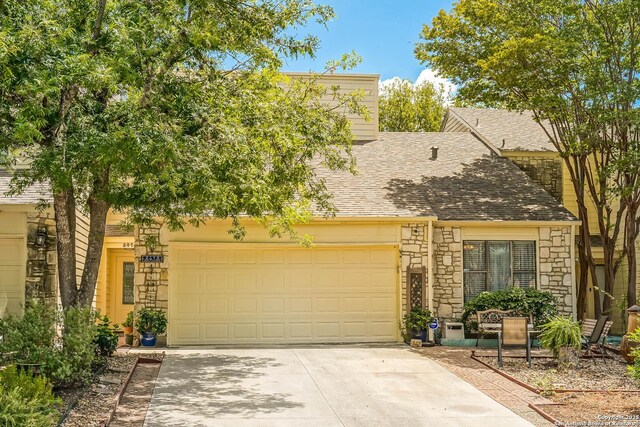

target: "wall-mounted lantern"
[35,227,48,248]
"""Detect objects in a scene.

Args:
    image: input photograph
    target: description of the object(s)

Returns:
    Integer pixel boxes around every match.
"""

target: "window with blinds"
[463,240,536,302]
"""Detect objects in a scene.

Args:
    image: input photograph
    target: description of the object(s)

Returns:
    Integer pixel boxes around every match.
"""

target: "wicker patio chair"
[497,317,532,368]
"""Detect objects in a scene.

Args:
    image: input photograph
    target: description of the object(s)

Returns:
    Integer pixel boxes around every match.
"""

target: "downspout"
[427,220,434,340]
[570,224,577,321]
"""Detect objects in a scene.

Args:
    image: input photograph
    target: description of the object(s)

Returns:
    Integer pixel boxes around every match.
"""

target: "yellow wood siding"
[75,208,89,286]
[166,221,400,245]
[442,114,469,132]
[284,73,379,141]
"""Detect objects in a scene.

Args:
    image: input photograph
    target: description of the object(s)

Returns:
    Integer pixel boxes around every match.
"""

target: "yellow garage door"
[169,245,399,345]
[0,237,25,317]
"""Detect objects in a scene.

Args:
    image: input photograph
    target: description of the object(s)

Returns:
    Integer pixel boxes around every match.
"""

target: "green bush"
[539,316,582,367]
[628,328,640,383]
[0,303,99,386]
[0,365,61,427]
[0,301,57,366]
[94,314,119,357]
[135,308,167,335]
[461,287,558,329]
[48,307,97,386]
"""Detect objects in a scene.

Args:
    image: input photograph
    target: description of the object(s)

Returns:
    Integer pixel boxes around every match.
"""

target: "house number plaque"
[140,255,164,263]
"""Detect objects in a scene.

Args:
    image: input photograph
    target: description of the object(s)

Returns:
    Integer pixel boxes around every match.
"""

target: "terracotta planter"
[122,326,133,335]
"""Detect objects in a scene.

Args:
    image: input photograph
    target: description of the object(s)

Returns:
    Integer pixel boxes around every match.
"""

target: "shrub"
[0,303,99,386]
[94,314,119,357]
[135,308,167,335]
[461,287,558,329]
[0,301,57,366]
[628,328,640,383]
[539,316,582,368]
[0,365,61,427]
[48,307,97,386]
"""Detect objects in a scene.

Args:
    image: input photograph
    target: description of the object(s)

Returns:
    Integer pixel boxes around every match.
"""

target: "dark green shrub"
[0,365,61,427]
[135,308,168,335]
[0,301,57,366]
[461,287,558,329]
[1,303,99,386]
[94,314,119,357]
[48,307,97,386]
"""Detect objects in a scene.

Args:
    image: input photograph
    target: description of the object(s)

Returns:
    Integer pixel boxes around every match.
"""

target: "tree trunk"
[77,197,110,307]
[626,207,638,308]
[576,245,589,320]
[53,189,78,308]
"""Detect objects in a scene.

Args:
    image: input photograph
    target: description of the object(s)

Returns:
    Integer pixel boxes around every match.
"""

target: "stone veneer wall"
[507,155,563,203]
[25,211,57,306]
[134,222,169,316]
[400,224,429,316]
[539,226,573,316]
[432,226,463,322]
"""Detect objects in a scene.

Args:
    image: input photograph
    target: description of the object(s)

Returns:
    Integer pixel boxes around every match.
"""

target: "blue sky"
[282,0,455,83]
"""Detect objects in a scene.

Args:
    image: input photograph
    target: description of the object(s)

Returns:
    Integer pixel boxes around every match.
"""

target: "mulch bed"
[59,352,164,427]
[475,353,638,391]
[543,392,640,425]
[472,350,640,425]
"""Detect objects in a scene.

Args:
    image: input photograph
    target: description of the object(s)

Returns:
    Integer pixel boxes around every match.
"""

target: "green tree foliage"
[416,0,640,315]
[379,79,446,132]
[0,1,366,308]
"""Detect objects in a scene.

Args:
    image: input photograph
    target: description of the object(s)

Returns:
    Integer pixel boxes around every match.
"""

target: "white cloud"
[380,68,457,102]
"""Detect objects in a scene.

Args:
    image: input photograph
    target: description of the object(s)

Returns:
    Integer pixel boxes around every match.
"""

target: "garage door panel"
[205,249,229,264]
[169,245,398,345]
[233,324,257,339]
[233,297,257,314]
[262,297,285,313]
[175,249,201,265]
[204,298,228,314]
[262,323,286,339]
[260,271,285,290]
[204,324,229,341]
[288,297,312,313]
[316,322,340,338]
[260,250,285,264]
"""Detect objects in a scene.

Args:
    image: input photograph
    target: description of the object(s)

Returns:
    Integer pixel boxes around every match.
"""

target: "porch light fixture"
[35,227,48,248]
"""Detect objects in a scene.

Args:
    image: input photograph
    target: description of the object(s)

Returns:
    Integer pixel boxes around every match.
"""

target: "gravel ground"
[477,353,639,391]
[545,392,640,423]
[59,352,164,427]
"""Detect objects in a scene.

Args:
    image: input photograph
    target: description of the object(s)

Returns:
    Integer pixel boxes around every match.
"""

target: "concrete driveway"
[144,346,533,427]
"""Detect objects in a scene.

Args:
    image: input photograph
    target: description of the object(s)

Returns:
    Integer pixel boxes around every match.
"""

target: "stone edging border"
[102,352,165,427]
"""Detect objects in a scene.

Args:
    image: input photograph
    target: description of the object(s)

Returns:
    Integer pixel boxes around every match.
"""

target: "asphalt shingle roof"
[448,107,557,152]
[319,132,576,221]
[0,170,50,205]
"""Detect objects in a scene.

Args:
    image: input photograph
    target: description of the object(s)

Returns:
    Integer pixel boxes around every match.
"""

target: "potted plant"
[122,311,134,335]
[134,308,167,347]
[400,307,433,343]
[539,316,582,369]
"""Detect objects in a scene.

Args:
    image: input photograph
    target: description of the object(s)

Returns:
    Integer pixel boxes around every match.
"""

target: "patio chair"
[497,317,531,368]
[582,314,610,362]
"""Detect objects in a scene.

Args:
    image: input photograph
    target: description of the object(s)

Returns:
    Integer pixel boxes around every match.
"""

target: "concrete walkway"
[144,346,533,426]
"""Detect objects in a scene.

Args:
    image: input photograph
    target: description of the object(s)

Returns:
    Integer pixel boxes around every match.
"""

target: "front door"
[108,249,135,325]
